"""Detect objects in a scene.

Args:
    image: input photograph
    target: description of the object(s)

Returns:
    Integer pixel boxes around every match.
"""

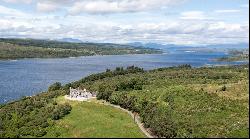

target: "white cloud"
[2,14,247,45]
[240,4,249,8]
[69,0,185,15]
[35,0,76,13]
[0,5,28,16]
[214,9,241,13]
[37,2,60,12]
[2,0,32,4]
[0,16,62,38]
[180,11,208,20]
[0,0,248,45]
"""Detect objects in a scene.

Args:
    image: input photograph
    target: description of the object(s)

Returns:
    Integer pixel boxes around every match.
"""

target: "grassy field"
[44,96,145,138]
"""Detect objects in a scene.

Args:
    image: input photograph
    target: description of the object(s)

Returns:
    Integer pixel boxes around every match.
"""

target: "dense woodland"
[0,38,161,59]
[0,64,249,138]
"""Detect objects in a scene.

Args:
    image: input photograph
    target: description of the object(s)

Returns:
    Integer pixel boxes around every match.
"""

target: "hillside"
[67,65,249,138]
[0,38,161,60]
[44,96,145,138]
[0,65,249,138]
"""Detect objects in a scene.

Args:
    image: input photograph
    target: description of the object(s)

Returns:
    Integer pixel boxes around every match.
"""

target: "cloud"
[2,0,32,4]
[2,0,186,14]
[68,0,185,15]
[35,0,76,13]
[1,14,248,45]
[240,4,249,8]
[0,18,33,38]
[0,16,61,39]
[180,11,209,20]
[0,5,28,16]
[0,0,248,45]
[214,9,241,13]
[37,2,60,12]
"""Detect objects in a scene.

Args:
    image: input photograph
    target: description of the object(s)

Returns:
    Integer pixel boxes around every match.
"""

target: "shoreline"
[0,63,248,105]
[0,52,163,61]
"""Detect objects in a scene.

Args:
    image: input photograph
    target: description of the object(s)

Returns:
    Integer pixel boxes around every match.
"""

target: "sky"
[0,0,249,45]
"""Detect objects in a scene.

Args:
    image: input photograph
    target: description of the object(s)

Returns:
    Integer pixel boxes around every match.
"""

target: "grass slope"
[74,65,249,138]
[45,96,145,138]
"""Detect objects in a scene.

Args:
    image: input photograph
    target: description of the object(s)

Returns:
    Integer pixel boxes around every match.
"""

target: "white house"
[65,87,97,101]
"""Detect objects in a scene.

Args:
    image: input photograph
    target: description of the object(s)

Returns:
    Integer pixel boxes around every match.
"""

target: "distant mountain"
[127,42,144,47]
[205,43,249,50]
[128,43,192,53]
[128,42,249,52]
[127,42,249,54]
[128,42,191,48]
[57,38,83,43]
[144,43,167,49]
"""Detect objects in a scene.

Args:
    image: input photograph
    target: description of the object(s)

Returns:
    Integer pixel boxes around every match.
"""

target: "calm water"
[0,51,247,104]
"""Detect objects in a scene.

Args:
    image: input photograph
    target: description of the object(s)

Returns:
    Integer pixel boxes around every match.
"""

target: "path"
[95,100,156,138]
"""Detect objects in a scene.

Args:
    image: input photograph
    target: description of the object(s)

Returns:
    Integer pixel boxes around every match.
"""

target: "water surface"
[0,51,247,104]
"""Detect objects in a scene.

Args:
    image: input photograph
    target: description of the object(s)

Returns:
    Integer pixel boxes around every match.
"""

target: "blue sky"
[0,0,249,45]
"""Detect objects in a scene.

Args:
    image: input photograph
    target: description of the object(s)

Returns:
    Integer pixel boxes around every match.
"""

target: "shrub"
[32,128,47,137]
[115,78,144,91]
[177,64,192,69]
[48,82,62,91]
[141,102,177,137]
[51,104,72,120]
[221,85,227,91]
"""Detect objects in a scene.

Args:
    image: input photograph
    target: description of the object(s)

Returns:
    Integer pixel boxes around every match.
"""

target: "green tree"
[48,82,62,91]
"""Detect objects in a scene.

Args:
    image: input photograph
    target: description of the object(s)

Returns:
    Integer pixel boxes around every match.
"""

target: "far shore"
[0,53,164,61]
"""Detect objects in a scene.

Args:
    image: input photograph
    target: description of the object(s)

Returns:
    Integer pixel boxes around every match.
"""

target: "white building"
[65,87,97,101]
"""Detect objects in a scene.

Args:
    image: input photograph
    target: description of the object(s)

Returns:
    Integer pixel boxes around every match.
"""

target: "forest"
[0,38,161,59]
[0,64,249,138]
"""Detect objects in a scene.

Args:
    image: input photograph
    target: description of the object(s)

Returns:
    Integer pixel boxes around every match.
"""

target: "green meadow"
[44,96,145,138]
